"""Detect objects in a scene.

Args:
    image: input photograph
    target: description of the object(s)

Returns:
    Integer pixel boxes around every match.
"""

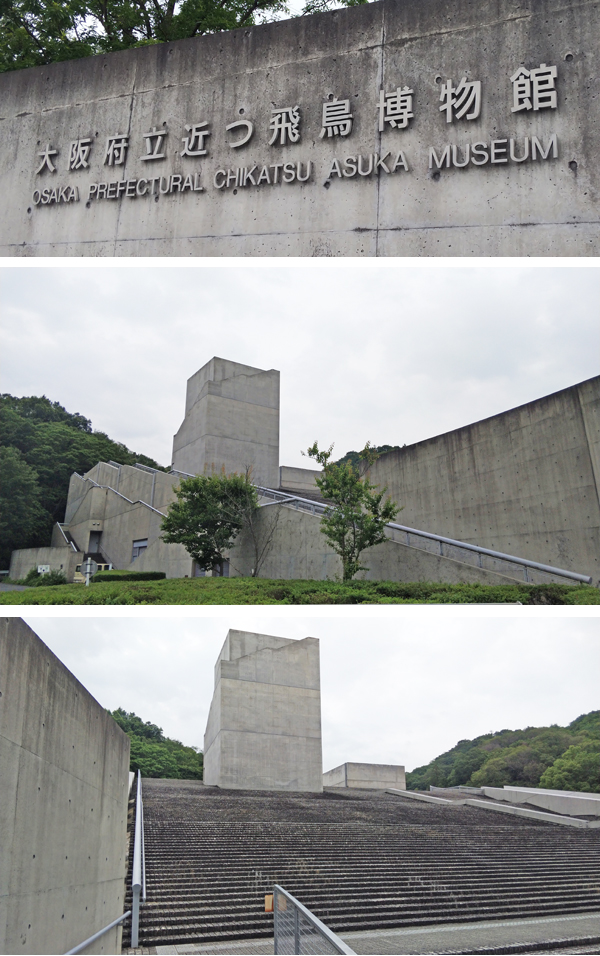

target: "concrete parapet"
[324,762,406,790]
[0,618,131,955]
[204,629,322,791]
[482,786,600,817]
[464,799,600,829]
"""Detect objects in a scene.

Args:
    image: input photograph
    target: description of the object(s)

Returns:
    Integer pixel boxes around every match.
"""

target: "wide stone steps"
[122,782,600,948]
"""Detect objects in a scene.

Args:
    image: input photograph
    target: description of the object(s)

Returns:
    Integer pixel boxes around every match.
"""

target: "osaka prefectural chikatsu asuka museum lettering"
[0,0,598,255]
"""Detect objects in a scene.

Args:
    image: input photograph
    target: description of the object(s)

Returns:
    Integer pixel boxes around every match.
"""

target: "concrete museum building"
[0,0,598,256]
[9,358,600,587]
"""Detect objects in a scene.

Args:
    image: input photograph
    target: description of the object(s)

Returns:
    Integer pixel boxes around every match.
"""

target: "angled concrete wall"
[172,358,280,488]
[0,618,130,955]
[324,762,406,790]
[1,0,598,256]
[368,377,600,581]
[204,630,323,791]
[483,786,600,817]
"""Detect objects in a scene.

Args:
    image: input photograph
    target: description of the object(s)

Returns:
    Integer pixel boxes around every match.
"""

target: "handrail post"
[131,770,143,947]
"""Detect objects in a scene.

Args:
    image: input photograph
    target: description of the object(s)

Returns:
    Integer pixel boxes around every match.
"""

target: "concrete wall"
[172,359,280,488]
[9,546,83,583]
[483,786,600,817]
[0,618,130,955]
[204,630,323,791]
[229,502,540,584]
[1,0,598,257]
[279,467,321,494]
[368,377,600,581]
[324,762,406,790]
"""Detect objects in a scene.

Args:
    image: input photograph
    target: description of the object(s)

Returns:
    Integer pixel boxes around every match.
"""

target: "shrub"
[22,567,68,586]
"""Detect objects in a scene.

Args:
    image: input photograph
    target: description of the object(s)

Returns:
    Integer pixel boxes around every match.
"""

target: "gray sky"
[23,614,600,773]
[2,265,598,469]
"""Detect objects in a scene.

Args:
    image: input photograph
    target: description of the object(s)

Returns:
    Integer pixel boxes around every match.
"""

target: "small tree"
[161,471,258,576]
[304,441,400,581]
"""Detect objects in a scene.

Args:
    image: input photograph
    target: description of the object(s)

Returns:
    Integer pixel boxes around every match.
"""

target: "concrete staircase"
[123,780,600,948]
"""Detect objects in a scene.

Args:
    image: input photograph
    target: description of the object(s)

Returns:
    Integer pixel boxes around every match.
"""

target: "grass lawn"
[0,578,598,605]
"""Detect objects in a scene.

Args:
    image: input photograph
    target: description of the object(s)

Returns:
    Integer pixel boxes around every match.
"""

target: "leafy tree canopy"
[334,444,403,470]
[161,470,259,576]
[0,0,367,72]
[407,711,600,793]
[304,441,399,581]
[110,707,203,779]
[0,393,165,568]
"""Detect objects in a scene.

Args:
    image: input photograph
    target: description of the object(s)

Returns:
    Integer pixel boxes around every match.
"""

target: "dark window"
[131,539,148,561]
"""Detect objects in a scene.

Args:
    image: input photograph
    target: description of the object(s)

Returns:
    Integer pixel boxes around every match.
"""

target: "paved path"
[0,582,28,591]
[146,911,600,955]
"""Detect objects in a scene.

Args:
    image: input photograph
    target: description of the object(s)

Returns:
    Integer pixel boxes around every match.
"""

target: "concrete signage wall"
[0,0,598,256]
[204,629,323,791]
[0,618,131,956]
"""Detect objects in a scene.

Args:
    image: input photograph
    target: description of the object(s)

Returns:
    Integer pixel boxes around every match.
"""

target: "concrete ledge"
[464,799,600,828]
[482,786,600,817]
[386,788,457,805]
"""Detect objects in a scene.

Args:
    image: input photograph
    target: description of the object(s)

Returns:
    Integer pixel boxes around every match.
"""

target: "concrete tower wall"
[204,630,323,792]
[0,618,130,956]
[172,358,280,488]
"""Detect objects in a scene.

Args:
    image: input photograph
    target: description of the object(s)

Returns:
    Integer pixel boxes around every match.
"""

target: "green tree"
[304,441,399,581]
[0,394,165,559]
[0,445,47,568]
[161,470,259,576]
[0,0,367,72]
[110,708,203,779]
[539,740,600,793]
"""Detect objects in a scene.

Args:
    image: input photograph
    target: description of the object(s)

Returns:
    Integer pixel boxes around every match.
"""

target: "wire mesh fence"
[273,886,355,955]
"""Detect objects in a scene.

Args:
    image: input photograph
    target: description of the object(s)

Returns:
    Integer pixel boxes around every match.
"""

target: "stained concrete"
[1,0,598,257]
[203,630,323,792]
[0,618,130,955]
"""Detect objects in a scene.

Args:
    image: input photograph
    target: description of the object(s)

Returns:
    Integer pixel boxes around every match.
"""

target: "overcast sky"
[23,614,599,773]
[2,265,598,469]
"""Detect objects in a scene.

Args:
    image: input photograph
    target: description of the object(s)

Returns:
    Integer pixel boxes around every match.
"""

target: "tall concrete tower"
[203,630,323,792]
[171,357,280,488]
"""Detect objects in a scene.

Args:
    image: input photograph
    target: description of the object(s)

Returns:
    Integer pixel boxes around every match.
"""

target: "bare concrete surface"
[0,583,28,591]
[145,913,600,954]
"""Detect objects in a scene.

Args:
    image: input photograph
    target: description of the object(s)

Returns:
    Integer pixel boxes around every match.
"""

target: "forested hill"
[407,711,600,793]
[110,708,203,779]
[0,394,165,568]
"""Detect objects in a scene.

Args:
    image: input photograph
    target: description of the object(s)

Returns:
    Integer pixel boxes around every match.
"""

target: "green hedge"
[92,570,166,582]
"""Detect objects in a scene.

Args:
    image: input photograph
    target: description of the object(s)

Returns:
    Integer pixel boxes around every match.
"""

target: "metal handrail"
[273,885,355,955]
[56,523,79,552]
[64,910,131,955]
[73,473,167,517]
[255,486,592,585]
[131,769,146,947]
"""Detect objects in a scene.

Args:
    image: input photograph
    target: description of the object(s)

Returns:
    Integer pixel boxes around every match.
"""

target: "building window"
[131,539,148,561]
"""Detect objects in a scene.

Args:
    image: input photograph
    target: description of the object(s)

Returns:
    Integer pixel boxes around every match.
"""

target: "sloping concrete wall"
[0,618,130,955]
[483,786,600,817]
[324,762,406,790]
[204,630,323,791]
[172,359,280,488]
[1,0,598,257]
[229,503,536,584]
[368,377,600,581]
